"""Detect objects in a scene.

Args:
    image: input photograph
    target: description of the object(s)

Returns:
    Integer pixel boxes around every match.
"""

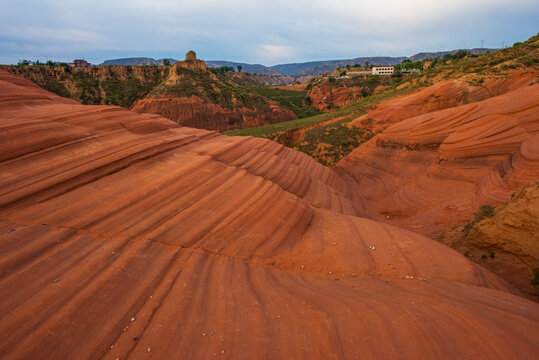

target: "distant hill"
[409,48,497,61]
[99,57,178,66]
[270,57,408,76]
[206,61,274,74]
[99,57,161,66]
[100,48,499,76]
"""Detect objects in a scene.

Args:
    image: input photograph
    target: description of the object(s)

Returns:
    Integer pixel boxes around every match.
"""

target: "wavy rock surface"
[453,182,539,300]
[350,71,538,132]
[337,83,539,240]
[1,70,539,359]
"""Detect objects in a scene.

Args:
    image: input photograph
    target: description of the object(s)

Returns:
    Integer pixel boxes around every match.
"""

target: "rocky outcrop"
[453,182,539,301]
[350,71,538,132]
[1,69,539,359]
[131,95,297,131]
[130,52,298,132]
[309,82,364,111]
[337,83,539,236]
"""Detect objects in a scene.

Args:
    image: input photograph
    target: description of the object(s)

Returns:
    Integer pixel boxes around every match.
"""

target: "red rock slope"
[1,70,538,359]
[350,71,538,132]
[336,82,539,240]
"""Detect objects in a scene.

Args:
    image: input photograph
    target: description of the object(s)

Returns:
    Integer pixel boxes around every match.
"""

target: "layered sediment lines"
[336,83,539,240]
[350,71,538,132]
[130,95,297,132]
[453,182,539,301]
[309,83,363,111]
[1,70,539,359]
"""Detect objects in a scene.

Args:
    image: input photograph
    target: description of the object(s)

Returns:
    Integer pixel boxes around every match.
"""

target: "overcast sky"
[1,0,537,65]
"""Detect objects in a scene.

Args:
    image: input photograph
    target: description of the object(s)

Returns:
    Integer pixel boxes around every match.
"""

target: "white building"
[372,66,394,75]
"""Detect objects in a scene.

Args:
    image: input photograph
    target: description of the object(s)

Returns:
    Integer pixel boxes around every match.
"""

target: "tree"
[237,65,242,72]
[163,59,171,66]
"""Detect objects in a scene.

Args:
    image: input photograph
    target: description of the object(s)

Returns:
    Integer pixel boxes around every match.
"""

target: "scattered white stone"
[147,348,151,353]
[130,317,135,322]
[328,271,333,275]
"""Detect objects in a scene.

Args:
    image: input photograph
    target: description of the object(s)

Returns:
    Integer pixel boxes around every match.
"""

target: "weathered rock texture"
[337,82,539,237]
[454,182,539,301]
[130,55,297,132]
[350,71,538,133]
[309,82,363,111]
[131,95,296,132]
[1,69,538,359]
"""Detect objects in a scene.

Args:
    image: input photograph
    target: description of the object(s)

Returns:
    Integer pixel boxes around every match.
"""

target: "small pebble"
[351,273,356,277]
[386,280,390,283]
[130,317,135,322]
[110,345,114,349]
[210,331,214,335]
[147,348,151,352]
[221,350,225,354]
[53,279,59,283]
[352,284,357,288]
[328,271,333,275]
[202,333,206,336]
[133,337,138,341]
[299,265,305,270]
[334,277,339,281]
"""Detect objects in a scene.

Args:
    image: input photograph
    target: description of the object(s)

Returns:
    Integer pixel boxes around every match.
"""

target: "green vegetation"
[157,67,270,112]
[210,66,235,74]
[462,204,495,236]
[225,85,417,165]
[71,71,102,104]
[250,87,320,118]
[532,268,539,286]
[101,76,157,107]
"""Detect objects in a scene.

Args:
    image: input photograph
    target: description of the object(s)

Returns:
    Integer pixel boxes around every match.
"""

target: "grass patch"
[250,86,321,118]
[462,204,495,236]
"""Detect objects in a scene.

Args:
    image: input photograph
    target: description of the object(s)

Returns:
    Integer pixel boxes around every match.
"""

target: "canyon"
[1,68,539,359]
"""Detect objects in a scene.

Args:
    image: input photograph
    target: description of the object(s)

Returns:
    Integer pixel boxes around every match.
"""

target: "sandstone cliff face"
[453,182,539,301]
[0,64,167,107]
[308,82,364,111]
[131,95,296,131]
[337,83,539,238]
[1,69,539,359]
[131,57,298,132]
[350,71,538,133]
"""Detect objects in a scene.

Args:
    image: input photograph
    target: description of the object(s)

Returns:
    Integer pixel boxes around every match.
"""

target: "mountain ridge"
[99,48,497,76]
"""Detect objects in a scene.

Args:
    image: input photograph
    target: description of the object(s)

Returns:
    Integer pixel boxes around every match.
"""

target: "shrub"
[462,204,495,236]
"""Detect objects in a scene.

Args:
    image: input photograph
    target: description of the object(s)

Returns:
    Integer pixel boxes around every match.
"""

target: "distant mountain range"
[99,48,496,76]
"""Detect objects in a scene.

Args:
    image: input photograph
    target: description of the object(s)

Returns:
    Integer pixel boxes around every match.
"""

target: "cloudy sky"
[1,0,537,65]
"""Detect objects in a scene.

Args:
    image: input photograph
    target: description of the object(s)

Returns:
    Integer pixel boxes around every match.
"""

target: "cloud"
[0,0,537,65]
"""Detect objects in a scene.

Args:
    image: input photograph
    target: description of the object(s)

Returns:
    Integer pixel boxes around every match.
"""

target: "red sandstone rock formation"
[131,95,296,132]
[1,70,538,359]
[350,71,538,132]
[336,82,539,242]
[130,53,297,132]
[309,82,364,111]
[453,182,539,301]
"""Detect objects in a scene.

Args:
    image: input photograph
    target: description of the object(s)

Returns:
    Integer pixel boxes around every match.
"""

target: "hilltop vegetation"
[0,64,168,107]
[226,33,539,166]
